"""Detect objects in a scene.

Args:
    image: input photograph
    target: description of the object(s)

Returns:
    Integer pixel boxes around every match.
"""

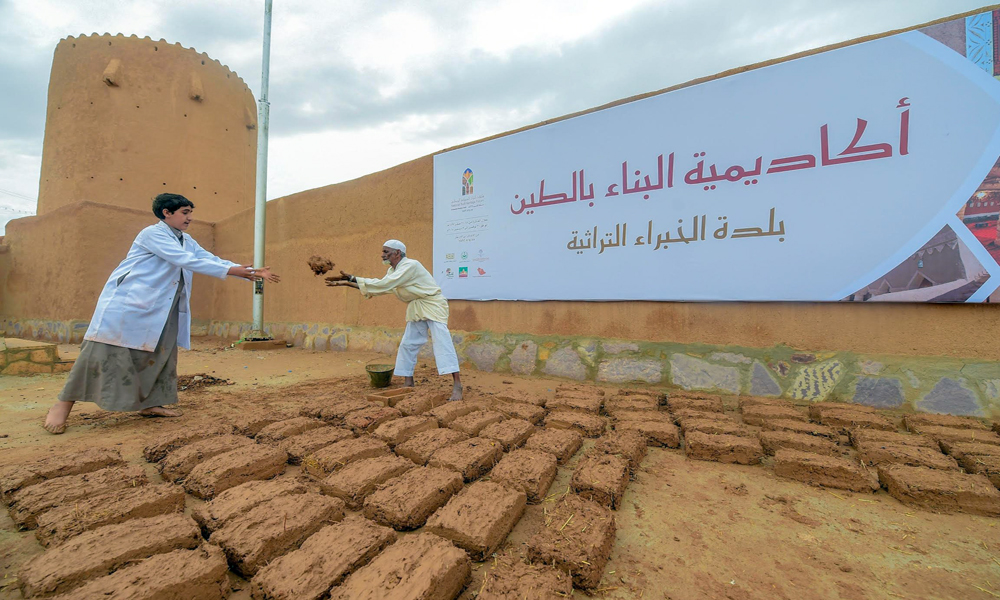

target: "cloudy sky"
[0,0,989,232]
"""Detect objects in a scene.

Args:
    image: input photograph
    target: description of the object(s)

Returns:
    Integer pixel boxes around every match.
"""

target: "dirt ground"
[2,338,999,600]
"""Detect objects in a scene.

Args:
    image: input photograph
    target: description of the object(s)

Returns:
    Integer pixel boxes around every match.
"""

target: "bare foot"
[448,386,463,402]
[139,406,182,418]
[43,401,74,434]
[403,376,415,388]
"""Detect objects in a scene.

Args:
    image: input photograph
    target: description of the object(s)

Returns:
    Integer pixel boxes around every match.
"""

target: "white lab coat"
[84,221,238,351]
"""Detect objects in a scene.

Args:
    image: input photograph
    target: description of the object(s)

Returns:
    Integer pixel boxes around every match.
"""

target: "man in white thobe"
[327,240,463,401]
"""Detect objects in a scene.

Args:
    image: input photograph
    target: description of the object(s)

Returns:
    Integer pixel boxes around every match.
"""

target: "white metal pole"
[251,0,272,339]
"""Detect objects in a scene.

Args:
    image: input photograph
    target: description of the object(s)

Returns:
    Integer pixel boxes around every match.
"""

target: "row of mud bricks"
[5,384,1000,599]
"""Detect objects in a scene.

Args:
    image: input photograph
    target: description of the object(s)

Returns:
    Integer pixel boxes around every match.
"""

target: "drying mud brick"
[774,449,879,493]
[279,426,355,464]
[256,417,328,444]
[395,392,450,416]
[544,410,607,438]
[489,448,557,504]
[614,420,681,448]
[818,407,897,432]
[668,396,724,413]
[428,437,504,481]
[571,452,631,509]
[807,402,880,420]
[494,401,546,425]
[525,428,584,464]
[307,255,334,275]
[546,394,603,414]
[592,430,647,472]
[304,436,390,477]
[604,395,659,414]
[760,431,840,456]
[680,417,757,438]
[741,404,807,426]
[250,515,397,600]
[329,532,471,600]
[321,454,414,509]
[345,405,402,434]
[672,409,729,427]
[850,429,936,449]
[449,410,505,436]
[158,435,254,482]
[856,441,960,471]
[363,466,464,530]
[9,465,147,529]
[428,400,484,426]
[684,432,763,465]
[319,399,371,422]
[35,483,186,547]
[911,425,1000,447]
[956,454,1000,488]
[1,447,124,501]
[231,412,290,437]
[211,492,346,577]
[480,418,535,450]
[426,481,526,561]
[615,388,665,402]
[395,428,469,465]
[526,493,616,590]
[496,390,548,407]
[738,395,789,409]
[478,554,574,600]
[373,415,438,447]
[142,426,230,463]
[878,464,1000,516]
[47,544,229,600]
[192,478,310,534]
[556,384,605,396]
[366,386,415,406]
[903,413,990,432]
[760,419,837,439]
[19,513,201,597]
[669,390,721,401]
[940,441,1000,462]
[184,445,288,499]
[612,409,672,423]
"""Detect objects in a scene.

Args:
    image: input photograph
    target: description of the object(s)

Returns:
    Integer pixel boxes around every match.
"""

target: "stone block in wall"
[750,361,781,396]
[542,347,586,380]
[347,331,373,352]
[466,342,505,372]
[330,333,348,351]
[669,354,739,393]
[602,341,639,354]
[789,359,844,401]
[982,379,1000,402]
[917,378,985,417]
[852,377,904,409]
[710,352,751,364]
[596,358,662,383]
[510,341,537,375]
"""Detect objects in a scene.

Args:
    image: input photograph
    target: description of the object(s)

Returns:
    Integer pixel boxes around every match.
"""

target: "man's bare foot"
[139,406,182,418]
[43,401,74,434]
[448,385,463,402]
[403,376,415,388]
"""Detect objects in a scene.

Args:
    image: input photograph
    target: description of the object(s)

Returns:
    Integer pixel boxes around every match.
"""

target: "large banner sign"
[433,13,1000,302]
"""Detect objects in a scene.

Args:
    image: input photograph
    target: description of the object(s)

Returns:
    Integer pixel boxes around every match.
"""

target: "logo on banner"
[476,267,487,276]
[462,168,474,195]
[458,267,468,278]
[445,253,455,261]
[445,268,454,279]
[461,251,469,260]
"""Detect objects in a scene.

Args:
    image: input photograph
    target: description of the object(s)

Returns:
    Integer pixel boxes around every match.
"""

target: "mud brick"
[546,394,603,414]
[956,454,1000,489]
[738,395,789,409]
[480,418,535,450]
[35,483,186,547]
[903,413,990,432]
[395,429,469,465]
[142,427,228,463]
[158,435,254,483]
[571,452,631,510]
[450,410,505,436]
[818,407,896,432]
[614,420,681,448]
[320,455,414,509]
[47,545,229,600]
[684,432,763,465]
[426,481,526,561]
[304,436,390,477]
[366,386,415,406]
[319,399,371,421]
[1,447,124,501]
[742,404,807,426]
[850,429,937,449]
[556,384,605,397]
[496,390,548,407]
[610,409,671,422]
[615,388,666,402]
[184,445,288,499]
[489,449,557,504]
[995,421,1000,436]
[428,400,484,426]
[395,393,449,416]
[592,430,647,472]
[544,410,606,438]
[329,532,471,600]
[878,464,1000,516]
[774,449,878,493]
[192,479,310,534]
[525,429,583,463]
[807,402,879,420]
[363,466,464,530]
[526,493,616,590]
[19,513,200,598]
[478,554,574,600]
[231,412,290,437]
[9,465,147,529]
[668,396,724,413]
[760,431,840,457]
[345,405,402,434]
[672,409,729,426]
[494,401,546,425]
[428,437,504,481]
[604,395,659,414]
[857,441,959,471]
[256,417,327,444]
[211,492,345,577]
[681,418,757,438]
[250,516,397,600]
[761,419,837,438]
[279,426,355,464]
[911,425,1000,447]
[939,441,1000,462]
[372,415,438,447]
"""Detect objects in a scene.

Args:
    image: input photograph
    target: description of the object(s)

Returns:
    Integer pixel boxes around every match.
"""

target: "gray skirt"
[58,280,182,412]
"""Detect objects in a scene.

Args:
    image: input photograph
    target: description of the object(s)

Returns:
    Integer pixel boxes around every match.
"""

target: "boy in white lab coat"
[43,193,279,434]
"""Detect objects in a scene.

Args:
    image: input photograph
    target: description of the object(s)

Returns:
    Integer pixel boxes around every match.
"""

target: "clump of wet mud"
[307,255,334,276]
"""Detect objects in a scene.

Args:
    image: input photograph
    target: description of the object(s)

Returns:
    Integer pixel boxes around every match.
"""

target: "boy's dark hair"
[152,193,195,219]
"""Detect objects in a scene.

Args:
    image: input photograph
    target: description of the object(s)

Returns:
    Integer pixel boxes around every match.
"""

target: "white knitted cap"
[383,239,406,253]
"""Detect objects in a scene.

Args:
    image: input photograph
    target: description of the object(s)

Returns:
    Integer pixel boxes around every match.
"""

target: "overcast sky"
[0,0,990,232]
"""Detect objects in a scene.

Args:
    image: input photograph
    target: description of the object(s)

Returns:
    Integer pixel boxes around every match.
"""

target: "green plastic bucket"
[365,363,394,388]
